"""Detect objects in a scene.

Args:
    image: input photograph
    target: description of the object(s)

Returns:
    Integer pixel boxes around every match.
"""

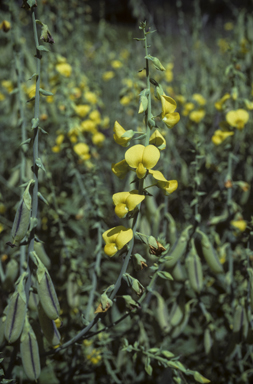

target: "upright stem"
[144,30,151,146]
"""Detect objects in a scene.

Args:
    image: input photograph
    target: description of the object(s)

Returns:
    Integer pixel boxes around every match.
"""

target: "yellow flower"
[215,93,230,110]
[81,120,97,133]
[192,93,206,106]
[0,203,6,214]
[175,95,186,104]
[52,145,61,153]
[161,95,180,128]
[111,60,123,69]
[122,78,133,88]
[102,226,133,257]
[149,170,178,195]
[46,95,54,103]
[113,121,133,147]
[1,80,13,93]
[0,92,5,101]
[111,160,130,179]
[89,110,101,124]
[102,71,115,81]
[74,104,90,117]
[182,102,194,116]
[84,91,98,104]
[165,69,173,82]
[230,219,247,232]
[189,109,205,123]
[69,87,82,100]
[73,143,90,160]
[244,100,253,110]
[120,95,132,106]
[101,116,110,129]
[56,134,64,145]
[149,129,166,150]
[56,63,72,77]
[86,349,102,365]
[0,223,4,234]
[125,144,160,179]
[226,109,249,130]
[92,132,105,146]
[0,20,11,32]
[211,130,234,145]
[224,22,234,31]
[113,191,145,218]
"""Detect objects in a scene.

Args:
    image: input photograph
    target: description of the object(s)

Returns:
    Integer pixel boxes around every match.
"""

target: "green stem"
[144,29,151,146]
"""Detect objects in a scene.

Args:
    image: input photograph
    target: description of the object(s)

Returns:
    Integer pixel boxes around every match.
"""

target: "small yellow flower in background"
[122,78,133,88]
[101,116,110,129]
[149,170,178,195]
[102,226,133,257]
[125,144,160,179]
[74,104,90,117]
[215,93,230,110]
[244,100,253,110]
[138,70,146,78]
[92,132,105,146]
[1,80,13,93]
[102,71,115,81]
[226,109,249,130]
[25,84,36,98]
[161,95,180,128]
[52,145,61,153]
[0,223,4,234]
[120,95,132,106]
[113,121,133,147]
[56,63,72,77]
[182,102,194,116]
[69,87,82,100]
[192,93,206,106]
[84,91,98,104]
[230,219,247,232]
[113,191,145,218]
[46,95,54,103]
[175,95,186,104]
[111,160,130,179]
[0,20,11,32]
[81,120,97,134]
[0,203,6,214]
[73,142,90,160]
[224,22,234,31]
[165,63,173,82]
[120,49,130,60]
[189,109,205,123]
[111,60,123,69]
[149,129,166,150]
[56,134,65,146]
[89,110,101,124]
[0,92,5,101]
[212,130,234,145]
[86,349,102,365]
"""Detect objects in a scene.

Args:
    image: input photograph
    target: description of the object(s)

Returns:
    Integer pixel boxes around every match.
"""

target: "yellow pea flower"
[112,191,145,218]
[215,93,230,110]
[102,226,133,257]
[125,144,160,179]
[56,63,72,77]
[102,71,115,81]
[92,132,105,146]
[211,130,234,145]
[149,170,178,195]
[55,134,64,145]
[182,102,195,116]
[89,110,101,124]
[189,109,205,123]
[111,159,130,179]
[230,219,247,232]
[84,91,98,104]
[113,121,133,147]
[226,109,249,130]
[161,95,180,128]
[149,129,166,150]
[0,20,11,32]
[192,93,206,106]
[81,120,97,134]
[73,143,90,160]
[111,60,123,69]
[74,104,90,117]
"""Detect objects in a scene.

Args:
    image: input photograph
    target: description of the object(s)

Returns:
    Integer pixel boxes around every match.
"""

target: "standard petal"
[111,159,130,179]
[237,109,249,124]
[142,145,160,169]
[161,95,177,115]
[112,192,130,206]
[125,145,145,168]
[163,180,178,195]
[126,194,145,211]
[116,228,133,250]
[226,111,237,127]
[149,170,167,182]
[102,226,126,244]
[162,112,180,128]
[149,129,166,149]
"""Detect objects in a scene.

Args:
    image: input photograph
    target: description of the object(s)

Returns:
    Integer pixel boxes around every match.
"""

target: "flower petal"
[162,112,180,128]
[163,180,178,195]
[161,95,177,115]
[116,228,133,250]
[149,129,166,150]
[142,145,160,169]
[126,194,145,211]
[115,203,129,218]
[104,243,118,257]
[125,145,145,168]
[136,163,147,179]
[112,192,130,206]
[111,159,130,179]
[149,170,167,182]
[102,226,126,244]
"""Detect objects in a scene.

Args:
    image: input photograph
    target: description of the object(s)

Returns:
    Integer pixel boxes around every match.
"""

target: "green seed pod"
[0,316,6,346]
[165,225,193,268]
[233,304,248,343]
[247,268,253,312]
[165,213,177,247]
[67,272,80,309]
[28,291,39,311]
[169,300,184,328]
[3,258,19,291]
[154,292,171,333]
[4,272,27,343]
[171,261,187,282]
[34,242,51,269]
[186,239,203,293]
[32,252,60,320]
[38,304,61,346]
[171,300,195,339]
[204,328,213,355]
[197,229,223,274]
[10,180,34,246]
[20,316,41,381]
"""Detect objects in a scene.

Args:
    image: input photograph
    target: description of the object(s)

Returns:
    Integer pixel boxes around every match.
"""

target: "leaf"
[32,118,39,129]
[161,350,174,358]
[194,371,211,383]
[157,271,173,280]
[35,158,46,172]
[145,364,153,376]
[37,192,49,205]
[20,138,31,146]
[36,45,49,52]
[27,96,35,103]
[39,88,54,96]
[28,73,38,80]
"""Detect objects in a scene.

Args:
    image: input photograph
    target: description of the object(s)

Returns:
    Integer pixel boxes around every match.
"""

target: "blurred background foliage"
[1,0,253,383]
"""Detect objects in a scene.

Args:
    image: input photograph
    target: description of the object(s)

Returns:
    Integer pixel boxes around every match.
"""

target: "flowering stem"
[144,28,151,146]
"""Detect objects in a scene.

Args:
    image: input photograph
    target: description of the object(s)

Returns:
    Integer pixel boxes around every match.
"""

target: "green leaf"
[32,118,39,129]
[26,96,35,103]
[37,192,49,205]
[161,350,174,358]
[145,364,153,376]
[157,271,173,280]
[194,371,211,383]
[35,158,46,172]
[28,73,38,80]
[190,198,198,207]
[145,55,165,71]
[36,45,49,52]
[39,127,48,134]
[20,138,31,146]
[39,88,54,96]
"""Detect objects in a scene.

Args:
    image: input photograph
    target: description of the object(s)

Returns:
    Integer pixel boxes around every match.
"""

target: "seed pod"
[247,268,253,312]
[34,242,51,269]
[233,304,248,344]
[186,239,203,293]
[171,299,195,339]
[204,328,213,355]
[38,304,61,346]
[28,291,39,311]
[0,316,6,346]
[171,261,187,282]
[165,225,193,268]
[67,272,80,309]
[10,180,34,246]
[20,316,41,381]
[169,299,184,328]
[154,292,171,333]
[4,273,27,343]
[32,252,60,320]
[197,229,223,274]
[3,258,19,291]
